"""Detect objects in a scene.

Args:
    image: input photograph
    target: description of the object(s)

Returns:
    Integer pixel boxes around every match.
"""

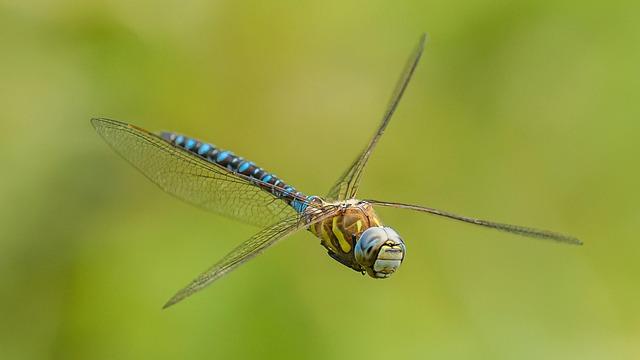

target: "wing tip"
[90,117,103,129]
[419,32,429,44]
[162,291,188,310]
[90,117,127,130]
[162,298,179,310]
[90,117,112,124]
[542,230,582,246]
[564,236,583,246]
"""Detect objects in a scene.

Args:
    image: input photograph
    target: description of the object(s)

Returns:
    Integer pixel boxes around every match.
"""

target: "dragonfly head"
[354,227,406,278]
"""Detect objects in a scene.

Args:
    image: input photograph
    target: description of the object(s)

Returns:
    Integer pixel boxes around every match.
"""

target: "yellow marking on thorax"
[332,216,351,253]
[320,222,339,253]
[355,220,363,233]
[309,223,318,236]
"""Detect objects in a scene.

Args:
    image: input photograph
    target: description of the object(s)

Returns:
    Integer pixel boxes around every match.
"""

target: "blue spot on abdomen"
[238,161,250,173]
[216,151,230,162]
[198,143,211,155]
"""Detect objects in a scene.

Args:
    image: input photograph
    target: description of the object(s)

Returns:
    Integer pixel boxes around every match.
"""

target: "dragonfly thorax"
[308,200,405,277]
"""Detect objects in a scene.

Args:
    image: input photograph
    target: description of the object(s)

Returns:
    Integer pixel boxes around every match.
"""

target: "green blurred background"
[1,0,638,359]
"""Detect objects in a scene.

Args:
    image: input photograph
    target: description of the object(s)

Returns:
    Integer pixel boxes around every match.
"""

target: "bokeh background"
[1,1,639,359]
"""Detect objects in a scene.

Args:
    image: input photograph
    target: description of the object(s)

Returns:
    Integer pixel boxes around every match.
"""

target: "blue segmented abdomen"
[160,131,317,214]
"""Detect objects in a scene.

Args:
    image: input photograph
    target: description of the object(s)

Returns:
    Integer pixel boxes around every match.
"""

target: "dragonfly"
[92,34,581,309]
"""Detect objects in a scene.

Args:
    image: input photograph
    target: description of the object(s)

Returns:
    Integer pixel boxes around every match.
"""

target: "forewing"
[366,199,582,245]
[163,207,337,308]
[92,118,298,227]
[327,34,427,200]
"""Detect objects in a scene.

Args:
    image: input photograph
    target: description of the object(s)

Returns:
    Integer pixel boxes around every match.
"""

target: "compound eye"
[354,227,388,267]
[354,227,406,278]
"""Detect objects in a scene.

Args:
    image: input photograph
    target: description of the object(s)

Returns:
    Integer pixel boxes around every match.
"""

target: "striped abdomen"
[160,131,316,214]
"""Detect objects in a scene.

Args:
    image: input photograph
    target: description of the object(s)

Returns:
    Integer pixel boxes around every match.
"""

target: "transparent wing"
[366,199,582,245]
[92,118,301,227]
[163,207,337,308]
[327,34,427,201]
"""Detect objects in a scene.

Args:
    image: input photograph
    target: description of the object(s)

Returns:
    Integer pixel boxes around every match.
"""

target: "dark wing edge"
[162,207,338,309]
[366,199,582,245]
[326,33,427,201]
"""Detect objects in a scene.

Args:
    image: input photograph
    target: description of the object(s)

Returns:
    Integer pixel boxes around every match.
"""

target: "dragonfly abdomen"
[160,131,315,214]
